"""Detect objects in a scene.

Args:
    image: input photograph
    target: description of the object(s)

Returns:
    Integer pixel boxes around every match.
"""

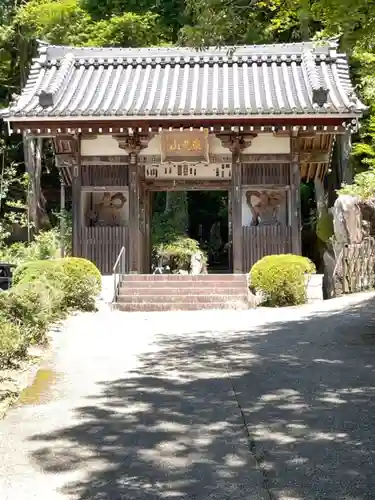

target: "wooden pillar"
[60,179,66,258]
[140,184,151,273]
[128,152,141,273]
[219,132,254,273]
[228,191,233,272]
[114,131,154,274]
[72,135,81,257]
[290,132,301,255]
[231,160,243,273]
[138,166,147,273]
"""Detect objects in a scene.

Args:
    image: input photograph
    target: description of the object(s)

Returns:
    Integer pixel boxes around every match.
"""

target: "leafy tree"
[80,0,187,40]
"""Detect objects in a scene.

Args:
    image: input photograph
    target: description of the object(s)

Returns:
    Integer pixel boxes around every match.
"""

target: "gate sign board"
[160,129,209,163]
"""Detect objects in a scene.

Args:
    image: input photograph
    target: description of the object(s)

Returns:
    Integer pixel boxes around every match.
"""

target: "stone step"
[117,294,249,304]
[121,274,248,283]
[118,286,248,295]
[119,282,246,290]
[114,301,250,312]
[115,273,250,312]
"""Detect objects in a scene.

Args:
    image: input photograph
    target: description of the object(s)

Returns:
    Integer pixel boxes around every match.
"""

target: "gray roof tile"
[7,42,366,120]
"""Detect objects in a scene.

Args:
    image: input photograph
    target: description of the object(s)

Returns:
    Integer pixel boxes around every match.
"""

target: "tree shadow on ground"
[29,297,375,500]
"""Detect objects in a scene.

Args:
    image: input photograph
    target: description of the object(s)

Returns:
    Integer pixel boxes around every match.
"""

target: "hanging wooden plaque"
[160,129,209,163]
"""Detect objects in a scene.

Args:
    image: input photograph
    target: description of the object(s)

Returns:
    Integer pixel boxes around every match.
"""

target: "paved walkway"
[0,293,375,499]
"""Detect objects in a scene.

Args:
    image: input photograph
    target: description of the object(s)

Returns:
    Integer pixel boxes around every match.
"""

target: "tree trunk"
[24,136,49,233]
[299,0,310,41]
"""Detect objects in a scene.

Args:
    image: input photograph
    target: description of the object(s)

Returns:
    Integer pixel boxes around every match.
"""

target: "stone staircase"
[114,274,251,312]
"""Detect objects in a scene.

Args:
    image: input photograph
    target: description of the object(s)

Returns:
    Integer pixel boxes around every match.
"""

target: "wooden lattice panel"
[81,165,129,186]
[241,163,291,185]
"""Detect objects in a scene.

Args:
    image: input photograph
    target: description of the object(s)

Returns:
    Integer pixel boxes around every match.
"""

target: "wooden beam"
[12,119,352,135]
[145,180,231,191]
[299,151,330,163]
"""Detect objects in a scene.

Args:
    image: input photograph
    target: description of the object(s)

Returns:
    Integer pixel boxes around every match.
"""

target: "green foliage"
[53,210,72,256]
[13,0,94,46]
[0,279,63,344]
[0,229,61,265]
[152,192,189,245]
[12,0,166,47]
[0,255,101,366]
[250,254,315,307]
[12,258,63,286]
[151,192,207,271]
[338,167,375,199]
[80,0,185,38]
[58,257,102,311]
[13,256,101,311]
[0,315,27,368]
[316,210,334,243]
[154,236,207,271]
[93,12,166,47]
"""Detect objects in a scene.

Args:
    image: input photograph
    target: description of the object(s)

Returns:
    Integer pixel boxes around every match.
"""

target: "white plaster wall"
[208,134,231,154]
[242,133,290,154]
[142,134,161,155]
[81,132,290,157]
[81,135,127,156]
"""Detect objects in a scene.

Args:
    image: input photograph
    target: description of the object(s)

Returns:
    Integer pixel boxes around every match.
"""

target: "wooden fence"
[242,225,293,271]
[337,238,375,294]
[80,226,129,275]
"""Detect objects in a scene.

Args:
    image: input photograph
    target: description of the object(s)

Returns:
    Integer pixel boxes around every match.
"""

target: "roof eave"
[4,112,363,123]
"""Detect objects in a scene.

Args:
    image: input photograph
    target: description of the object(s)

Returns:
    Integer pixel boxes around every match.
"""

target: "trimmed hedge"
[58,257,102,311]
[13,257,101,312]
[0,257,101,368]
[250,254,316,307]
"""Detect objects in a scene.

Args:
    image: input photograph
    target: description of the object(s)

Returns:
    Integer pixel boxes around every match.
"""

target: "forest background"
[1,0,375,250]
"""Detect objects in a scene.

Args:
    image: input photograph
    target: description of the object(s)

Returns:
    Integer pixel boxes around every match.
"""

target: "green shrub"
[0,253,100,367]
[316,211,334,243]
[249,254,316,307]
[58,257,101,289]
[0,315,28,368]
[13,257,101,312]
[31,229,60,260]
[0,280,64,344]
[57,257,101,311]
[153,236,207,271]
[0,229,60,266]
[12,259,65,287]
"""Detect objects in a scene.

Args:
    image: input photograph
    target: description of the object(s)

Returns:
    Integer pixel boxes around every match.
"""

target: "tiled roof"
[6,42,365,120]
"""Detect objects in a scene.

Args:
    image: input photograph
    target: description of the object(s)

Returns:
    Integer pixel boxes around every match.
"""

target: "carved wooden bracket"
[53,135,78,156]
[113,132,156,153]
[218,134,257,162]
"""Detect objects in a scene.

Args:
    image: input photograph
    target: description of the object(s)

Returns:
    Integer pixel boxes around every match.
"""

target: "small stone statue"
[190,251,208,275]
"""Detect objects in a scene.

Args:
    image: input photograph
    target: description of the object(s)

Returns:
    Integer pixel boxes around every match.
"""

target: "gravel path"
[0,293,375,499]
